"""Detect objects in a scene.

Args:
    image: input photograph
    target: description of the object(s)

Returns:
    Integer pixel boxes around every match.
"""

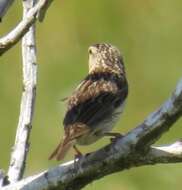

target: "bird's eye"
[88,49,92,54]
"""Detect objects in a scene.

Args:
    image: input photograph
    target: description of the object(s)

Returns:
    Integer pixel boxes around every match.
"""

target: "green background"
[0,0,182,189]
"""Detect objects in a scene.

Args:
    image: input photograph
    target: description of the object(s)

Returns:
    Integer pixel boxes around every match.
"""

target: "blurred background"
[0,0,182,189]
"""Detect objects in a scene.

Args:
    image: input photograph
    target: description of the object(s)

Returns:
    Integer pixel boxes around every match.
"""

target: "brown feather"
[49,123,90,160]
[48,136,76,161]
[67,79,118,111]
[48,140,62,160]
[56,140,75,161]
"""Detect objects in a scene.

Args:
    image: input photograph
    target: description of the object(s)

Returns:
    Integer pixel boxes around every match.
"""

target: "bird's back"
[63,72,128,145]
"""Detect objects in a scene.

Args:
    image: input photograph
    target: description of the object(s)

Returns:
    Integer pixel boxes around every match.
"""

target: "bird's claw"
[109,133,124,143]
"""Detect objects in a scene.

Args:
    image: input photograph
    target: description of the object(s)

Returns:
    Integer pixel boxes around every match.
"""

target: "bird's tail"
[49,138,75,161]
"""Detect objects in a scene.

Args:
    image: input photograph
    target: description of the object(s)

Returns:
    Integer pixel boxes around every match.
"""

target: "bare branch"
[0,169,5,187]
[2,79,182,190]
[147,140,182,163]
[2,141,182,190]
[0,0,14,21]
[37,0,53,22]
[0,0,53,56]
[7,0,37,184]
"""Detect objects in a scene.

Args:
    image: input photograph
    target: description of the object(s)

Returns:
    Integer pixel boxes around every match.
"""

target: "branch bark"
[148,140,182,162]
[0,169,5,187]
[0,0,53,56]
[7,0,37,184]
[2,78,182,190]
[37,0,54,22]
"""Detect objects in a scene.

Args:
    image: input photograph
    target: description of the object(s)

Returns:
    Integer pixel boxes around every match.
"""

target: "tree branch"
[2,78,182,190]
[0,169,5,187]
[7,0,37,184]
[37,0,54,22]
[0,0,53,56]
[147,140,182,163]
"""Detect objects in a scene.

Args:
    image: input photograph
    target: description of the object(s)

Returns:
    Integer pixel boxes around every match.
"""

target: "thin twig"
[37,0,54,22]
[7,0,37,184]
[148,140,182,162]
[0,0,53,56]
[0,169,5,187]
[2,79,182,190]
[0,0,14,21]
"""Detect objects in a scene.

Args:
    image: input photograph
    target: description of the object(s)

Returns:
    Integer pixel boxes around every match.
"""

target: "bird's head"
[88,43,125,75]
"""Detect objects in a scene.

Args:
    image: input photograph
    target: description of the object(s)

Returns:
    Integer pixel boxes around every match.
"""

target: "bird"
[49,43,128,161]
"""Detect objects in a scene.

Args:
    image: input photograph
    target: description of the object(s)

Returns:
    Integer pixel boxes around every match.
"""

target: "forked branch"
[0,0,53,56]
[7,0,37,184]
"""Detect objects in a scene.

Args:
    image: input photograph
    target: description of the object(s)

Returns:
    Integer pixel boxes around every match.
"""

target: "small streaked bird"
[49,43,128,161]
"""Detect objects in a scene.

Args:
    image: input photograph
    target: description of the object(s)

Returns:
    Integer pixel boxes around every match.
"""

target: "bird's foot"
[73,145,83,167]
[74,153,83,162]
[104,132,124,143]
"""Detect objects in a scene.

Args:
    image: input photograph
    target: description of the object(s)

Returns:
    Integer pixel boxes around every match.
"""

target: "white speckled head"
[88,43,125,74]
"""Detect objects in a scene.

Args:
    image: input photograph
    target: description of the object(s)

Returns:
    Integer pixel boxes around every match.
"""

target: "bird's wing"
[63,73,128,128]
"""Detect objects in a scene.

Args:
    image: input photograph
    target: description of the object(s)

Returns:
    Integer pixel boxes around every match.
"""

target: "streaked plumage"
[49,43,128,160]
